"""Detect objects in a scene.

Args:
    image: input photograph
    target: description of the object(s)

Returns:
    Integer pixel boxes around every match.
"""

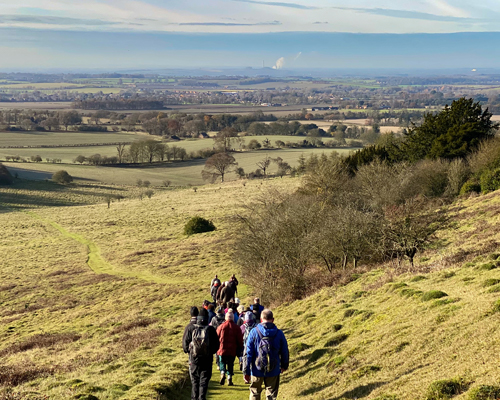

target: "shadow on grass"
[331,381,389,399]
[0,180,127,212]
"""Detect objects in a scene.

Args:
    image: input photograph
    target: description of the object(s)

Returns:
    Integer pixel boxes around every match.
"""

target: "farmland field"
[4,147,357,186]
[0,131,145,147]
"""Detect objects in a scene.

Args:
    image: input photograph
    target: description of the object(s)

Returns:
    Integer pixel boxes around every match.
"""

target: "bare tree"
[116,144,126,164]
[382,198,449,267]
[202,153,237,183]
[256,155,271,177]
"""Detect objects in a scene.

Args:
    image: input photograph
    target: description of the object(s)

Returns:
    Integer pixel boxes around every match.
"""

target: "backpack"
[255,328,278,373]
[243,324,254,346]
[211,315,225,329]
[189,325,210,357]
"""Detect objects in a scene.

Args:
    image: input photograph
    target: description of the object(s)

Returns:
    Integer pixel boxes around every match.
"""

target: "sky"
[1,0,500,71]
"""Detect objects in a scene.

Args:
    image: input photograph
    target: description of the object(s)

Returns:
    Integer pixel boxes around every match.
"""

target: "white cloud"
[0,0,497,33]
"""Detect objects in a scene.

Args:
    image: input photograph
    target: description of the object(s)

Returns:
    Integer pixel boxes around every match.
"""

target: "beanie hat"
[190,306,199,317]
[244,311,256,323]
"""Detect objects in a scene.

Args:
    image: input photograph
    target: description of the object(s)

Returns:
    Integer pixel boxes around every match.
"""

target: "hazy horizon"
[1,1,500,70]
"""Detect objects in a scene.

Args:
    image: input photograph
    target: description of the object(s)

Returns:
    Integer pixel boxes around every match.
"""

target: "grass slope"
[0,178,298,399]
[1,177,500,399]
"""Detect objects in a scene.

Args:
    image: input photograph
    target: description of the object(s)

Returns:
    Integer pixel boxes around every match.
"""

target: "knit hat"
[244,311,256,323]
[190,306,199,317]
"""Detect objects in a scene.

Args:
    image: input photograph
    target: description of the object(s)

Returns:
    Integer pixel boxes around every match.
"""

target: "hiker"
[188,306,199,325]
[240,311,257,371]
[182,309,219,400]
[230,274,239,287]
[210,306,226,371]
[250,298,264,321]
[243,309,289,400]
[207,304,216,323]
[216,310,243,386]
[211,275,221,303]
[211,274,221,289]
[236,304,246,327]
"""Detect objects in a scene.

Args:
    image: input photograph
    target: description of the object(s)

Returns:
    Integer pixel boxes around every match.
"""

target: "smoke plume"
[272,57,285,69]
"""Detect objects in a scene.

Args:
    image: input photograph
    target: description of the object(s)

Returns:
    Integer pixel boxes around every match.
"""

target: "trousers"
[189,361,212,400]
[219,355,235,377]
[249,375,280,400]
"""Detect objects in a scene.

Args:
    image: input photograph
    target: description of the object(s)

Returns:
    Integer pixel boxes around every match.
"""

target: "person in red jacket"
[216,309,243,386]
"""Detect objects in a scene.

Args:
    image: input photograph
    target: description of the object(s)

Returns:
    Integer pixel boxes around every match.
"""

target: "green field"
[1,172,500,399]
[0,131,144,148]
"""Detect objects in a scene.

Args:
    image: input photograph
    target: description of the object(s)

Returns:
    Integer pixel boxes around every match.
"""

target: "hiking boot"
[228,376,234,386]
[219,374,225,385]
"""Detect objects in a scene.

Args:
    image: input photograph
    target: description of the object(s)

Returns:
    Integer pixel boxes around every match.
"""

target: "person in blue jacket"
[243,309,289,400]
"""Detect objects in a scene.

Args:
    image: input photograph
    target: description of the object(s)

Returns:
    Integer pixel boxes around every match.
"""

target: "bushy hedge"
[184,217,216,236]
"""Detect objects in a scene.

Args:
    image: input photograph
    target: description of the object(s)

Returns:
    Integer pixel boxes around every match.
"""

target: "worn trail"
[26,211,182,284]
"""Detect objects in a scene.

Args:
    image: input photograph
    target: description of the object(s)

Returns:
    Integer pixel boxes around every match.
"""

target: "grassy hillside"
[276,190,500,400]
[0,178,299,400]
[1,176,500,399]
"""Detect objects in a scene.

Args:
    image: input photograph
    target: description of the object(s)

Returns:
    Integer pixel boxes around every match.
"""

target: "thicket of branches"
[234,98,500,306]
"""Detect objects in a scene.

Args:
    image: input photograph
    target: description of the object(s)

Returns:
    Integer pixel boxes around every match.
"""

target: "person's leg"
[264,375,280,400]
[249,376,264,400]
[199,363,213,400]
[219,356,227,385]
[226,356,235,385]
[189,363,201,400]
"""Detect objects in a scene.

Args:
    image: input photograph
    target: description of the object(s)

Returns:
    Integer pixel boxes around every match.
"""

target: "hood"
[258,322,278,337]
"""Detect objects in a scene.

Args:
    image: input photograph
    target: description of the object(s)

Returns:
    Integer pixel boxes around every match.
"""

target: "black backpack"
[211,315,225,329]
[189,325,210,357]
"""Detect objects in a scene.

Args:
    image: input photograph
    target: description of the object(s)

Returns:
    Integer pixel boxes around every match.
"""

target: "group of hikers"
[182,274,290,400]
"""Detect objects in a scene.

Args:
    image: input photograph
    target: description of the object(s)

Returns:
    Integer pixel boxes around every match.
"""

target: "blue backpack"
[255,328,278,373]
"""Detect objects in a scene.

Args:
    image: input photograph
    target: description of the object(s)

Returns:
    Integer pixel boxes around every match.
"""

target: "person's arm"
[279,331,289,371]
[182,325,192,354]
[244,329,256,376]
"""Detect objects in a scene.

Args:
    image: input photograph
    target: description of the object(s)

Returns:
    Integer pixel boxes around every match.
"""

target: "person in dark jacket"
[182,309,219,400]
[207,304,216,323]
[243,309,289,400]
[216,310,243,386]
[250,298,264,316]
[188,306,199,325]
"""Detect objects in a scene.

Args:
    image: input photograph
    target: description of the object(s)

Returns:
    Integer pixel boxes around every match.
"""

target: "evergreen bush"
[183,216,216,236]
[52,170,73,184]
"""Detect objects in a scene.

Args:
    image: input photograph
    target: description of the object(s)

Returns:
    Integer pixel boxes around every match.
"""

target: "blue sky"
[1,1,500,70]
